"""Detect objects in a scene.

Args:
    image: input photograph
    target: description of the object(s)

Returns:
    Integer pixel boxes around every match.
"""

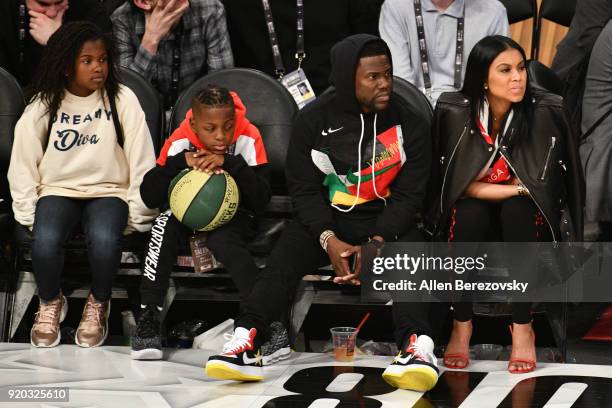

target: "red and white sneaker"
[382,334,439,392]
[205,327,263,381]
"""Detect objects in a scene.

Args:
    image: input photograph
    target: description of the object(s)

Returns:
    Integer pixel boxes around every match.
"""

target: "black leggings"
[448,196,549,324]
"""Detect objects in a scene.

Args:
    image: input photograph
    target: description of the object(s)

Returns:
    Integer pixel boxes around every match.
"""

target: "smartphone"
[349,253,359,274]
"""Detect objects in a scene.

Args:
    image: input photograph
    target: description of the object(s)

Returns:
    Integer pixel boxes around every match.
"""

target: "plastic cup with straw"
[330,312,371,362]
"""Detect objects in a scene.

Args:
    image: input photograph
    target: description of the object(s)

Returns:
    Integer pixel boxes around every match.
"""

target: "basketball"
[168,169,240,231]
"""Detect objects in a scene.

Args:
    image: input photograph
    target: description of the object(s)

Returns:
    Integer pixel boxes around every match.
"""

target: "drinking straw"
[354,312,371,334]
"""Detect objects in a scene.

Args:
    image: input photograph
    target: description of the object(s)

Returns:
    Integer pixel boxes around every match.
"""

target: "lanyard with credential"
[413,0,465,93]
[261,0,305,79]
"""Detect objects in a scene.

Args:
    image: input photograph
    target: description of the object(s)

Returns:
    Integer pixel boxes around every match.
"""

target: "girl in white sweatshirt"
[8,22,157,348]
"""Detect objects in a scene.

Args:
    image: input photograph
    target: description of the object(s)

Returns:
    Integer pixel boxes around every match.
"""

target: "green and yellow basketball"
[168,169,240,231]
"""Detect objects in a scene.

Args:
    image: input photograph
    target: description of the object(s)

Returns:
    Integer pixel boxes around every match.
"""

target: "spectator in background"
[221,0,383,96]
[380,0,508,106]
[0,0,111,87]
[580,20,612,240]
[111,0,234,109]
[551,0,612,84]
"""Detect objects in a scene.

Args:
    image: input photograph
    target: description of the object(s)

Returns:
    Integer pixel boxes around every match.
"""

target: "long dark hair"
[25,21,120,117]
[461,35,532,147]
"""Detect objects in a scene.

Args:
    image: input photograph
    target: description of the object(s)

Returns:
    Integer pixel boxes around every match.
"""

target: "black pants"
[235,216,436,347]
[140,210,257,306]
[448,196,548,324]
[32,196,127,302]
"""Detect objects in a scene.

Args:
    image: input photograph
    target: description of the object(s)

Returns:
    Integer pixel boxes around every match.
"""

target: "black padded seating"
[0,68,25,245]
[528,60,563,96]
[118,66,165,155]
[498,0,538,58]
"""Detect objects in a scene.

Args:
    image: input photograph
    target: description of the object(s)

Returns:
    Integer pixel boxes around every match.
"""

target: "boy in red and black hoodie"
[131,85,287,361]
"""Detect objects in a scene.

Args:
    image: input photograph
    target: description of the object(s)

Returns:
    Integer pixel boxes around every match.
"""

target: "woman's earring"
[484,84,488,90]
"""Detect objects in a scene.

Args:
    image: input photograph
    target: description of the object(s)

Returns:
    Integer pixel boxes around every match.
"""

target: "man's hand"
[333,235,384,285]
[29,8,67,46]
[142,0,190,55]
[327,236,360,285]
[185,150,224,173]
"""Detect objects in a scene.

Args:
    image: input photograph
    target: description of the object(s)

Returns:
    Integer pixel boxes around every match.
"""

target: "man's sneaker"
[31,294,68,348]
[75,294,110,348]
[382,334,439,392]
[261,321,291,365]
[205,327,263,381]
[131,305,163,360]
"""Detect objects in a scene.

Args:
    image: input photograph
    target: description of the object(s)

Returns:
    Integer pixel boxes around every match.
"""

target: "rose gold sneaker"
[75,294,110,348]
[31,294,68,348]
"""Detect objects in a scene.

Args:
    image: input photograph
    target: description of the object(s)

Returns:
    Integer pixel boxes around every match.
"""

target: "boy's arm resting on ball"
[222,154,271,215]
[140,152,189,209]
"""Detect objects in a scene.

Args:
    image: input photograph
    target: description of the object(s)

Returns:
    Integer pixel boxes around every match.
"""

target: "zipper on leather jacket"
[499,145,557,242]
[539,136,556,180]
[440,125,468,214]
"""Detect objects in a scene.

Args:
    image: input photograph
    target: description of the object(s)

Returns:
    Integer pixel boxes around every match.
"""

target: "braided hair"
[192,84,235,111]
[25,21,120,117]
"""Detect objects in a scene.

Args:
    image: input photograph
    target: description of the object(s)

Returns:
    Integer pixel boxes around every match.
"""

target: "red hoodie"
[157,92,268,166]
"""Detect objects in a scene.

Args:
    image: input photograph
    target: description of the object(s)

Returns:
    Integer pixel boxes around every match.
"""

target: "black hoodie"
[285,34,431,241]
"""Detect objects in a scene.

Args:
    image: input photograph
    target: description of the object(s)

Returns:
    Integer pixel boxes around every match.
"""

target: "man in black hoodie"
[205,34,439,392]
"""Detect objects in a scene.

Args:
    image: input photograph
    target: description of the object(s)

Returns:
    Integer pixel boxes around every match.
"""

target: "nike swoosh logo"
[243,351,263,366]
[345,162,399,184]
[321,127,344,136]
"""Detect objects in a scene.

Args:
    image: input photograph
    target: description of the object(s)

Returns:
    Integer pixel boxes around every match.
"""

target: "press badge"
[188,233,218,273]
[281,68,316,109]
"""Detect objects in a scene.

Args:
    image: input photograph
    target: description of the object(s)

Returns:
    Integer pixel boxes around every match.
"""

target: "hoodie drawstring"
[332,113,386,213]
[371,113,387,205]
[332,114,365,213]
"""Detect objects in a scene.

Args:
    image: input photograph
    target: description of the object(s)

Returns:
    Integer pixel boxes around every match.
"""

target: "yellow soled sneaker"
[382,334,439,392]
[205,327,263,381]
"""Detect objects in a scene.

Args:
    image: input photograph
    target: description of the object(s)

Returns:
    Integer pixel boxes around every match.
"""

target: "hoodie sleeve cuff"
[311,221,337,241]
[166,152,188,171]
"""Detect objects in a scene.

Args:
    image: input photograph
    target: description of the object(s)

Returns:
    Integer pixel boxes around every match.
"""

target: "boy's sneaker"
[205,327,263,381]
[261,321,291,365]
[382,334,439,392]
[31,294,67,348]
[131,305,163,360]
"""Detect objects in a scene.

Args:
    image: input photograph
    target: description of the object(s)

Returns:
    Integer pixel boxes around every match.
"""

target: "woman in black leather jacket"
[427,36,584,374]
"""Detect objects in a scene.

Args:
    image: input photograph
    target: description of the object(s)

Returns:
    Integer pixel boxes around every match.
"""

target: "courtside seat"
[528,60,563,95]
[118,67,165,155]
[0,67,25,341]
[0,68,24,245]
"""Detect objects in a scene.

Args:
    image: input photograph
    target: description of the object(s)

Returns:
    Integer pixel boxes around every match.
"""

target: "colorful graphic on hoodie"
[156,92,268,166]
[312,125,406,206]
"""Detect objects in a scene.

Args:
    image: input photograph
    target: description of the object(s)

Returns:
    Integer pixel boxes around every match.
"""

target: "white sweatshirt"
[8,85,158,233]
